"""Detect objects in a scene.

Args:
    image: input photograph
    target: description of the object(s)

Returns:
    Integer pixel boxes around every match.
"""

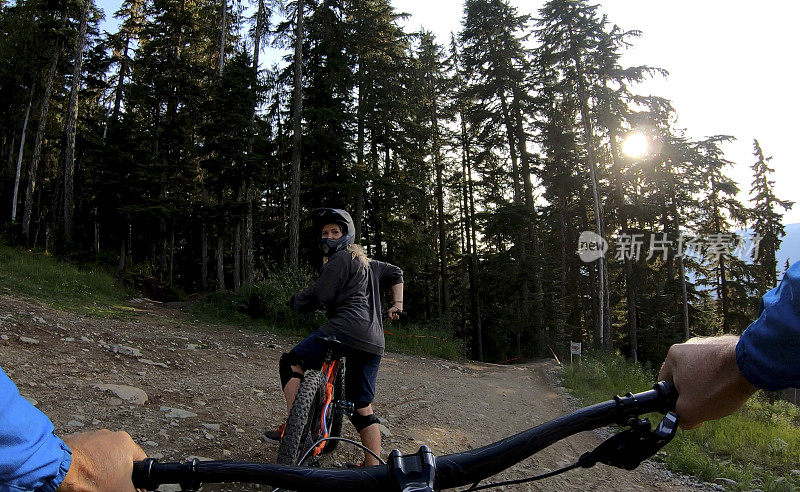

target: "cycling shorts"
[291,330,381,407]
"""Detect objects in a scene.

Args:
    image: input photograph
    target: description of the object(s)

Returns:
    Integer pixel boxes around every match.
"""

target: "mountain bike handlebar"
[133,381,678,491]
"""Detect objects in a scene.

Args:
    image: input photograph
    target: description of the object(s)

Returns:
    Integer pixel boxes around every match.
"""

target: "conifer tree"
[288,0,304,268]
[535,0,613,349]
[693,136,748,332]
[749,139,793,293]
[62,0,92,243]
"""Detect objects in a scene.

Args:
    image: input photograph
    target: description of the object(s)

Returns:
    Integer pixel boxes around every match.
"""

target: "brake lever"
[578,412,680,471]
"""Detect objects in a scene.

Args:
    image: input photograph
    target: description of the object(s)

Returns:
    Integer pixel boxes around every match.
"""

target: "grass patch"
[384,322,464,361]
[561,353,800,490]
[0,243,131,315]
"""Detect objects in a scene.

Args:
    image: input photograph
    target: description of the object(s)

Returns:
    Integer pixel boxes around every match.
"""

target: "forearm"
[390,283,403,308]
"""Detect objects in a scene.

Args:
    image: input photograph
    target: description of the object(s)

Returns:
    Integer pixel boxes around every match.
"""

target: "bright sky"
[97,0,799,225]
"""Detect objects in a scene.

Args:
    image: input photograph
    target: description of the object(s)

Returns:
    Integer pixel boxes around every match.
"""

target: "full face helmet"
[310,208,355,257]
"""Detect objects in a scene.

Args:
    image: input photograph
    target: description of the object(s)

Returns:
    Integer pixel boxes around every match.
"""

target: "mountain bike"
[276,335,352,466]
[276,310,408,466]
[133,381,679,491]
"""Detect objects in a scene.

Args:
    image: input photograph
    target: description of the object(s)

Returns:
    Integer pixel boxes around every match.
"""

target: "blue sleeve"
[0,365,72,492]
[736,261,800,391]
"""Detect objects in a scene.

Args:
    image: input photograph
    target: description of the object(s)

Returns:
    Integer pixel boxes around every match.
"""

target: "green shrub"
[192,267,325,334]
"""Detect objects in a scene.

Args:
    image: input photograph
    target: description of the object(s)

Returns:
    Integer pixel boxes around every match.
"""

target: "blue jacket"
[0,365,71,491]
[737,260,800,391]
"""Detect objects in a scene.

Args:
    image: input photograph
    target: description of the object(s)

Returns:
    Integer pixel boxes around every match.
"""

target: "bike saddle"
[317,335,343,350]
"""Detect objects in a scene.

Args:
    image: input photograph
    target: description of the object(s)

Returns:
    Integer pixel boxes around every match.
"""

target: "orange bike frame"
[312,359,339,457]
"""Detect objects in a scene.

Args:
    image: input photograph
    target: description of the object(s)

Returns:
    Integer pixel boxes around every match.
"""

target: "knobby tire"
[276,370,324,465]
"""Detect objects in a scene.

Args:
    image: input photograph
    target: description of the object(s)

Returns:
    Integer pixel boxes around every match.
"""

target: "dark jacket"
[289,249,403,356]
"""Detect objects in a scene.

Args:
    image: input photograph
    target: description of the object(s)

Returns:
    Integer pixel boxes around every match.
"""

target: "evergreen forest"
[0,0,794,364]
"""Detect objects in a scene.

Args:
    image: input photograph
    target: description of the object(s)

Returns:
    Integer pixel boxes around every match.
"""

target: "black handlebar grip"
[653,381,678,412]
[132,458,157,490]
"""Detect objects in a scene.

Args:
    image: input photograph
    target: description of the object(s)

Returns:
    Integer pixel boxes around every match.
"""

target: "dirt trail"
[0,294,700,490]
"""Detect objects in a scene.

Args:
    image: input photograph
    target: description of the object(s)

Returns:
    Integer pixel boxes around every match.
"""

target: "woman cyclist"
[265,208,403,467]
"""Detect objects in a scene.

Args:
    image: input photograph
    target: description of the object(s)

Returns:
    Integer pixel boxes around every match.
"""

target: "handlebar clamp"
[389,445,436,492]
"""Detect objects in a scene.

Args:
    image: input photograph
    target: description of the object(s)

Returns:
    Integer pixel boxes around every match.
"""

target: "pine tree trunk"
[462,116,483,361]
[712,194,729,332]
[93,206,99,253]
[169,227,175,286]
[218,0,226,76]
[217,235,225,291]
[112,40,130,120]
[288,0,304,267]
[245,182,254,286]
[557,190,568,338]
[62,0,91,243]
[201,187,208,289]
[673,199,690,339]
[511,84,544,356]
[118,238,126,271]
[432,98,450,319]
[499,91,527,356]
[11,88,33,223]
[354,70,366,243]
[610,132,637,360]
[572,48,608,351]
[233,187,242,291]
[499,94,521,203]
[23,9,65,238]
[243,0,264,288]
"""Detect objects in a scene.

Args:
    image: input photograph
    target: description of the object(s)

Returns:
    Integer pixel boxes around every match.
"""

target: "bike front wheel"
[276,369,325,465]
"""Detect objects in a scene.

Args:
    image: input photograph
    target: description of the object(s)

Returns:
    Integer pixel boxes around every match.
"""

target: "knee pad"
[349,411,380,432]
[279,351,304,389]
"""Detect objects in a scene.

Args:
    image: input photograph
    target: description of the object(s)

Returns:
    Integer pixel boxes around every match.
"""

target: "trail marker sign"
[570,342,581,363]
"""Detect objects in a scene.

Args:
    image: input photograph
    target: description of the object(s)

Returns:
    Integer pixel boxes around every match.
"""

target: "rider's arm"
[388,282,404,318]
[0,365,147,491]
[735,260,800,391]
[0,365,72,491]
[289,253,349,313]
[370,260,403,318]
[658,260,800,429]
[370,260,403,287]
